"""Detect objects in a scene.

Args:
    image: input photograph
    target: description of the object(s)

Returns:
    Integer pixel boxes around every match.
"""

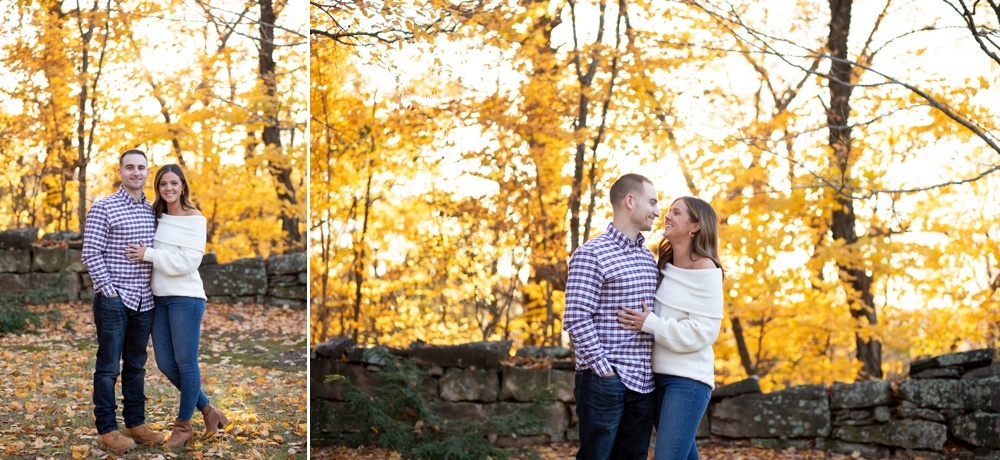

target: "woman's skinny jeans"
[652,374,711,460]
[151,295,211,421]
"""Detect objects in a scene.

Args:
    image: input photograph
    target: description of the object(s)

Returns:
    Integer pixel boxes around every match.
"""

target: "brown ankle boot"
[201,404,229,438]
[98,430,136,453]
[165,420,194,448]
[122,423,164,445]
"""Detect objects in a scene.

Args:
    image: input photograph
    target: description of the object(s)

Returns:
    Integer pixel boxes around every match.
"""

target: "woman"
[617,196,723,460]
[125,164,228,448]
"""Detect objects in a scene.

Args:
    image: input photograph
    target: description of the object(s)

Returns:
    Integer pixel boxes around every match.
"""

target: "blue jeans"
[151,296,210,421]
[652,374,712,460]
[574,370,655,460]
[93,293,155,434]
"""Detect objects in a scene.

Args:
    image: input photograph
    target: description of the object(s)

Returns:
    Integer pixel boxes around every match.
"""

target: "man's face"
[118,153,149,193]
[631,182,661,232]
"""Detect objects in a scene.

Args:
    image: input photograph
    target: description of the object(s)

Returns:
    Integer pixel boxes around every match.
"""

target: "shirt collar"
[114,186,148,205]
[605,223,645,249]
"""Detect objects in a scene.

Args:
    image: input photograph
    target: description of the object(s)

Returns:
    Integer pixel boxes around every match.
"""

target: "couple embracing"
[81,149,227,452]
[564,173,724,460]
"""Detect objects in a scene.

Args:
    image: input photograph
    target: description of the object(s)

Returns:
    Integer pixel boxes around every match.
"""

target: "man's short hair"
[609,173,653,208]
[119,149,147,166]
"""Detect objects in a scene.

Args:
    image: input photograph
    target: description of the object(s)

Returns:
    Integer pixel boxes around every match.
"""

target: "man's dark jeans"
[93,293,154,434]
[574,370,655,460]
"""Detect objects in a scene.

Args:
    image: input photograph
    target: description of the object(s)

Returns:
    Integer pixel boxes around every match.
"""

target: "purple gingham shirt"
[81,186,155,312]
[563,223,657,393]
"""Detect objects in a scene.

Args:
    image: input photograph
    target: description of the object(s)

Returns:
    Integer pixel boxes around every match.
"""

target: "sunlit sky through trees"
[1,0,309,259]
[311,0,999,389]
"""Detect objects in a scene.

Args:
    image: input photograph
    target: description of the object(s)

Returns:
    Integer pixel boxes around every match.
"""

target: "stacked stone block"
[312,339,1000,459]
[897,349,1000,459]
[0,228,80,302]
[0,228,306,309]
[311,338,578,447]
[701,349,1000,458]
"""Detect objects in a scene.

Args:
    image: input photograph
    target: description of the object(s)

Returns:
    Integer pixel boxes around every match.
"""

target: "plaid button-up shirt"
[563,223,657,393]
[81,186,155,312]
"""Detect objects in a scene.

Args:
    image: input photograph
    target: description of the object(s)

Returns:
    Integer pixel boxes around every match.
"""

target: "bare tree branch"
[686,0,1000,200]
[944,0,1000,66]
[309,0,485,45]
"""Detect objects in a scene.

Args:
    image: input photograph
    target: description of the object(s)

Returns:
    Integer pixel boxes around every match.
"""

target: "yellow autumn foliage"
[311,1,1000,392]
[0,0,307,262]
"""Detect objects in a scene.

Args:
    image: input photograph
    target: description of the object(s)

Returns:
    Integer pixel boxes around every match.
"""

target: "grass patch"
[75,338,93,351]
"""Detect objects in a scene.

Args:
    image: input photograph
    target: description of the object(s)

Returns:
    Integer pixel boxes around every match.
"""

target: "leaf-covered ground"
[0,301,307,459]
[312,443,862,460]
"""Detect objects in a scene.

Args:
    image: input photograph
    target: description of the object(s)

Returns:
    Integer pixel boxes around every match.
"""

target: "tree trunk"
[258,0,302,251]
[73,0,110,233]
[317,218,329,344]
[351,173,374,342]
[74,3,95,233]
[568,0,619,253]
[731,316,757,377]
[827,0,881,380]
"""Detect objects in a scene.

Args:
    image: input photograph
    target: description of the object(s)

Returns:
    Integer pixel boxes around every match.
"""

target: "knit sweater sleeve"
[142,245,203,276]
[641,313,721,353]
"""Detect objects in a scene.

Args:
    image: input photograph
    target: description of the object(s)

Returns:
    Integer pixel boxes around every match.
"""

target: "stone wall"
[311,338,578,448]
[311,339,1000,459]
[0,227,306,309]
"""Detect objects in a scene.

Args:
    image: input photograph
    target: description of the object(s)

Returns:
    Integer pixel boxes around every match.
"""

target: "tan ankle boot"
[165,420,194,448]
[122,423,164,445]
[98,430,136,453]
[201,403,229,438]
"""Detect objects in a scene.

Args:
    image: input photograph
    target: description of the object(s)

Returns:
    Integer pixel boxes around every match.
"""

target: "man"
[81,149,164,452]
[563,173,661,460]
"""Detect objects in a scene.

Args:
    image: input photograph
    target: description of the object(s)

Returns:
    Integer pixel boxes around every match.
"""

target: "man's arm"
[81,203,116,297]
[562,248,614,376]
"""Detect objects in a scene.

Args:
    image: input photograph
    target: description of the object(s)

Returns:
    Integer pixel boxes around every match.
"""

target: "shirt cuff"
[593,359,614,377]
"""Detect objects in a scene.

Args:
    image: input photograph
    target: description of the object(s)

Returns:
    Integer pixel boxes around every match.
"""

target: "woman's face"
[662,199,696,241]
[158,171,184,205]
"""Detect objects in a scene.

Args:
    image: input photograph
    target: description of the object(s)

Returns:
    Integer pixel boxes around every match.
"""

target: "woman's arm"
[641,312,721,353]
[142,245,204,276]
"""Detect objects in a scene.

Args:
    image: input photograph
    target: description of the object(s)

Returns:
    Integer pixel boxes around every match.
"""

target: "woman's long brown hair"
[656,196,724,286]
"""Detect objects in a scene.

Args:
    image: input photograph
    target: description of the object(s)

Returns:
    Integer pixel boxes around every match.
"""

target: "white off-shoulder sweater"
[141,214,207,300]
[640,263,723,389]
